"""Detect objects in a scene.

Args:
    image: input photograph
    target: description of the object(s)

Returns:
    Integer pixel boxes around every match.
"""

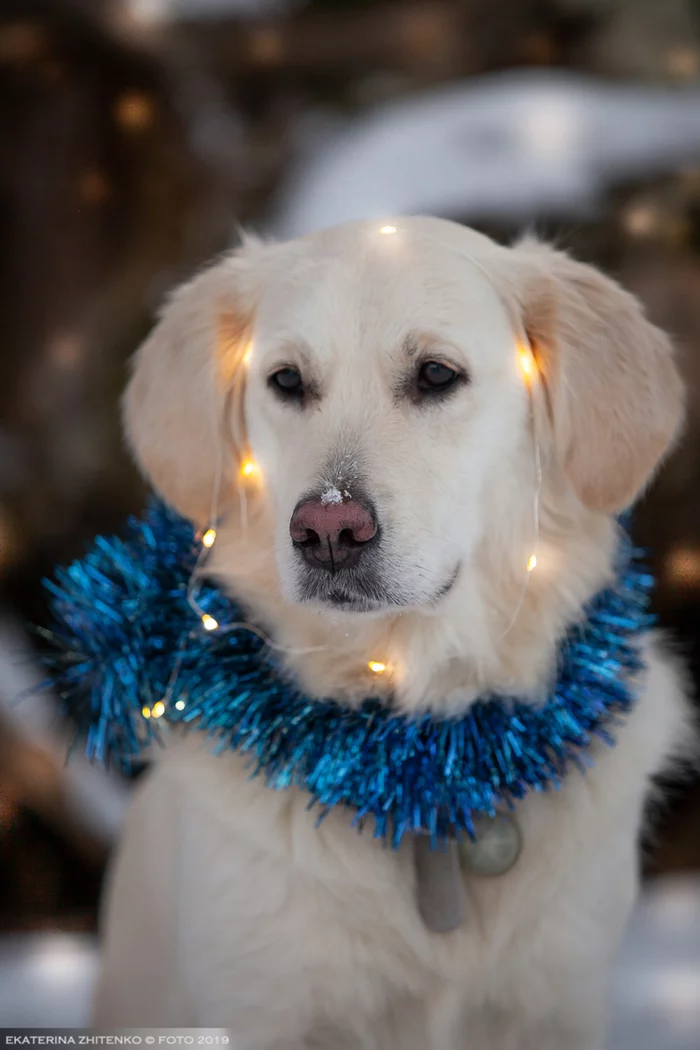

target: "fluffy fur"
[96,217,691,1048]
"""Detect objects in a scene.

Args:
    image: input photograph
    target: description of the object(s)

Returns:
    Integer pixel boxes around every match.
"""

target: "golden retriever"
[94,217,690,1049]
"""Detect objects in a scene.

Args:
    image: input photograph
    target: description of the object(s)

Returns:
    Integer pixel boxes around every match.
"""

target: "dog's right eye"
[268,367,304,400]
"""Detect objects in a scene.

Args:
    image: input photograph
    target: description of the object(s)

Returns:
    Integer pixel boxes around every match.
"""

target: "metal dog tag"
[413,814,522,933]
[414,836,467,933]
[458,812,522,877]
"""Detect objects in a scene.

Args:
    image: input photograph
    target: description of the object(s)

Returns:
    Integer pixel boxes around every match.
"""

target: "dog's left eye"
[269,367,304,400]
[417,360,460,393]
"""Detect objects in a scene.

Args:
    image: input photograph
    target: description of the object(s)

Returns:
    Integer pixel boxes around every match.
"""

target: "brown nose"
[290,497,378,571]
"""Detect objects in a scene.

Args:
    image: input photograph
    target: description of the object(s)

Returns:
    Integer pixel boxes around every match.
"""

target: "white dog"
[94,217,691,1049]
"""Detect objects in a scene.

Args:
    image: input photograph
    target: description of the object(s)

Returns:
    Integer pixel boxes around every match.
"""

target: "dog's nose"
[290,497,377,570]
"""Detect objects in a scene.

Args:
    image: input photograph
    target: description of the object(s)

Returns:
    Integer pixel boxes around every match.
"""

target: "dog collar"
[41,500,654,849]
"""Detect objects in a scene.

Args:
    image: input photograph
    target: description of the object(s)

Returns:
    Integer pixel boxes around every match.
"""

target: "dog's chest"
[127,716,667,1048]
[164,746,557,1021]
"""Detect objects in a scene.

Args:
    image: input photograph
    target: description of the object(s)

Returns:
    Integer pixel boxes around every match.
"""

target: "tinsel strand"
[40,500,654,847]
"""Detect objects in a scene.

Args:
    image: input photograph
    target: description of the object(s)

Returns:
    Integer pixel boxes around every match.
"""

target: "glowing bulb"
[240,458,259,479]
[174,699,186,711]
[368,661,387,675]
[152,700,165,718]
[202,614,219,631]
[527,554,537,572]
[202,528,216,548]
[141,706,151,719]
[518,346,537,384]
[379,225,396,235]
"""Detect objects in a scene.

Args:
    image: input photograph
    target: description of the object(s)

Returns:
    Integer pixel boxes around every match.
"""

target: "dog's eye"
[417,360,460,393]
[269,367,304,399]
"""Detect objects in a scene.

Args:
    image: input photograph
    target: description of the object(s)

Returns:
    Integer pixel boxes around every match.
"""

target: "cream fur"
[97,217,692,1048]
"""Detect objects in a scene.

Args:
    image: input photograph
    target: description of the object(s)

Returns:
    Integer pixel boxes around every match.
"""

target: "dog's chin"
[316,592,398,615]
[290,565,460,615]
[295,584,404,616]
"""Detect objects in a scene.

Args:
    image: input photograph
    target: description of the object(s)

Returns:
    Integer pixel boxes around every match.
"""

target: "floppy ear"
[123,241,266,524]
[514,239,685,513]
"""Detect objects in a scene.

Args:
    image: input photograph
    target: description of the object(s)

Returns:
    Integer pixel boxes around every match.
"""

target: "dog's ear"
[123,238,268,523]
[514,239,684,513]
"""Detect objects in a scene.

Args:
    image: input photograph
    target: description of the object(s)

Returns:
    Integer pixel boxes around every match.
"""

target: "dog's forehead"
[254,223,514,359]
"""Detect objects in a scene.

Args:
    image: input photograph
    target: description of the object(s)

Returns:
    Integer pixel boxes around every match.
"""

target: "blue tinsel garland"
[41,500,654,847]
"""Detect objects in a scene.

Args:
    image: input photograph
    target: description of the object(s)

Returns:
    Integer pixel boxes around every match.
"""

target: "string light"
[114,91,154,133]
[78,169,111,205]
[249,26,284,65]
[49,333,82,370]
[624,203,658,238]
[521,343,539,576]
[379,225,397,235]
[175,699,186,711]
[151,700,165,718]
[499,351,542,637]
[518,344,537,384]
[187,455,261,631]
[666,45,699,81]
[368,661,387,675]
[240,458,259,479]
[665,546,700,589]
[141,706,151,719]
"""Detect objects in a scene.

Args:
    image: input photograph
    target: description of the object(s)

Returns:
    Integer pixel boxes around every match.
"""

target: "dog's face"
[124,217,684,623]
[244,233,528,612]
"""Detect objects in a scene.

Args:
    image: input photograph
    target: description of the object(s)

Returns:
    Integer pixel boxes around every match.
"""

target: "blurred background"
[1,0,700,1043]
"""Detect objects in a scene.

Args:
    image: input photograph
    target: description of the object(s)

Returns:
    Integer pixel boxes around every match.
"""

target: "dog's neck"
[213,493,615,716]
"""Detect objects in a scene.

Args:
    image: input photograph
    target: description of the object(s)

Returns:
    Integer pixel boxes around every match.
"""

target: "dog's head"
[124,218,683,621]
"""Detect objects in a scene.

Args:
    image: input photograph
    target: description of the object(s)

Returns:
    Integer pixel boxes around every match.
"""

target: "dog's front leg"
[92,768,195,1026]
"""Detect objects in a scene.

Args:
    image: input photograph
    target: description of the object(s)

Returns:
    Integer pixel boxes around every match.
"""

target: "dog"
[94,217,691,1049]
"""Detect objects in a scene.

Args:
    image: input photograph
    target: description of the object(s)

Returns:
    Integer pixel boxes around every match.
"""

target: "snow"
[272,70,700,237]
[321,486,343,505]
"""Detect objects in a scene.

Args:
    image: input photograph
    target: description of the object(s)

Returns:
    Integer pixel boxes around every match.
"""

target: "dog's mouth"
[297,564,460,614]
[428,564,461,604]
